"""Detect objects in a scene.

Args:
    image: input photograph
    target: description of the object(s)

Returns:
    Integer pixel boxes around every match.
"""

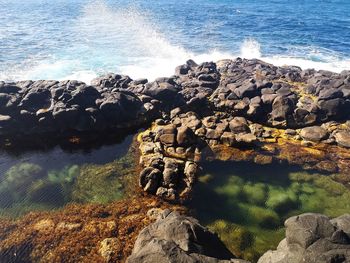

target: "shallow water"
[190,161,350,262]
[0,134,135,218]
[1,0,350,82]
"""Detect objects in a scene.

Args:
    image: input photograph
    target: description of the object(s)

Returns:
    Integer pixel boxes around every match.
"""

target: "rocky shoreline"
[1,58,350,262]
[2,58,350,139]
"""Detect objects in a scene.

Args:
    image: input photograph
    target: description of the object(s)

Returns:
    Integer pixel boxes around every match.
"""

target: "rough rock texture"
[134,59,350,198]
[258,213,350,263]
[127,210,250,263]
[0,197,187,263]
[0,78,160,136]
[2,58,350,140]
[138,109,350,198]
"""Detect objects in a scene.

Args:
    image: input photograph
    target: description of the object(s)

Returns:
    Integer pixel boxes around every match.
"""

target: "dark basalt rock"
[1,58,350,144]
[127,210,249,263]
[258,213,350,263]
[0,77,158,136]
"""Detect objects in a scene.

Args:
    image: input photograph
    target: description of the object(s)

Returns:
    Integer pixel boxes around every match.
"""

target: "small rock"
[56,222,82,231]
[221,132,236,146]
[159,134,176,146]
[334,131,350,148]
[235,133,257,144]
[229,117,250,133]
[300,126,328,142]
[34,219,55,232]
[99,238,119,263]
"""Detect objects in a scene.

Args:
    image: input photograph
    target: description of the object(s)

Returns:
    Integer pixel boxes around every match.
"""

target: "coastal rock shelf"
[1,58,350,139]
[0,77,159,136]
[1,58,350,263]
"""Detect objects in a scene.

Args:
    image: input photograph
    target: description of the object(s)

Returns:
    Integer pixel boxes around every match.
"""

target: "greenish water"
[190,161,350,262]
[0,134,135,218]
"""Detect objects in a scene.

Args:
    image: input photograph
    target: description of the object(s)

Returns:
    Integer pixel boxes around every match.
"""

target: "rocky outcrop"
[212,59,350,128]
[258,213,350,263]
[138,109,350,198]
[0,78,160,136]
[127,209,250,263]
[2,58,350,196]
[1,58,350,141]
[135,58,350,198]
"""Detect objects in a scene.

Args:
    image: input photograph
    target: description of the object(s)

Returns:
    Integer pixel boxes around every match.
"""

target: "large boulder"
[127,210,249,263]
[258,213,350,263]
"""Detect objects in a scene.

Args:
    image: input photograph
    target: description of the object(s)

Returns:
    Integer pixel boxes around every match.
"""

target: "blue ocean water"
[0,0,350,83]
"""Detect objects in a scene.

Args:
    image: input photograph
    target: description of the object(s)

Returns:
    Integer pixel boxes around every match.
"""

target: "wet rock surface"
[134,59,350,199]
[2,59,350,263]
[127,209,249,263]
[0,78,159,136]
[258,213,350,263]
[2,58,350,139]
[0,198,187,263]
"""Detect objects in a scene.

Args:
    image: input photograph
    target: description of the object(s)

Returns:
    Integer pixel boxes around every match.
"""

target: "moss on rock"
[242,182,268,206]
[208,219,254,256]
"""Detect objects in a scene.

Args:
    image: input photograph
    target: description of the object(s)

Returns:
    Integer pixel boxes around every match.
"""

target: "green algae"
[71,162,124,204]
[208,220,254,254]
[0,163,44,201]
[71,152,136,204]
[0,146,136,217]
[191,161,350,262]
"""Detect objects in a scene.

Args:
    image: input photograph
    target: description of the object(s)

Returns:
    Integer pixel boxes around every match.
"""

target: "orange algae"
[0,197,186,263]
[208,137,350,177]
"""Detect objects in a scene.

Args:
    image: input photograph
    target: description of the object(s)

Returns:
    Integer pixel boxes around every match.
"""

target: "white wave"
[240,38,262,59]
[1,1,349,83]
[263,56,350,73]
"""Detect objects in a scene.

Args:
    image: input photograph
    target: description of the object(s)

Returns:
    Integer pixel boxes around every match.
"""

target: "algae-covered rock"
[215,176,244,199]
[0,163,44,203]
[71,155,134,203]
[208,220,254,253]
[244,205,280,229]
[266,186,300,214]
[1,163,44,193]
[242,183,268,206]
[47,165,79,185]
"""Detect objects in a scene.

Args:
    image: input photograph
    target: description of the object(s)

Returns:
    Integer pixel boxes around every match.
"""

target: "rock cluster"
[138,121,200,200]
[212,59,350,128]
[2,58,350,144]
[138,110,350,197]
[128,210,350,263]
[2,58,350,194]
[136,58,350,198]
[258,213,350,263]
[0,77,159,136]
[127,209,249,263]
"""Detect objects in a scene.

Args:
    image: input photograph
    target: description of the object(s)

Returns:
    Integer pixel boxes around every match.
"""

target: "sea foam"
[1,0,349,84]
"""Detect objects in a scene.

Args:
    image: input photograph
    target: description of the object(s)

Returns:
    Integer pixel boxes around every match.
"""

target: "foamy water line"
[0,1,349,84]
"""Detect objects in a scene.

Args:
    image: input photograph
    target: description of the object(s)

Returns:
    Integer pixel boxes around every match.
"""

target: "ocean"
[1,0,350,83]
